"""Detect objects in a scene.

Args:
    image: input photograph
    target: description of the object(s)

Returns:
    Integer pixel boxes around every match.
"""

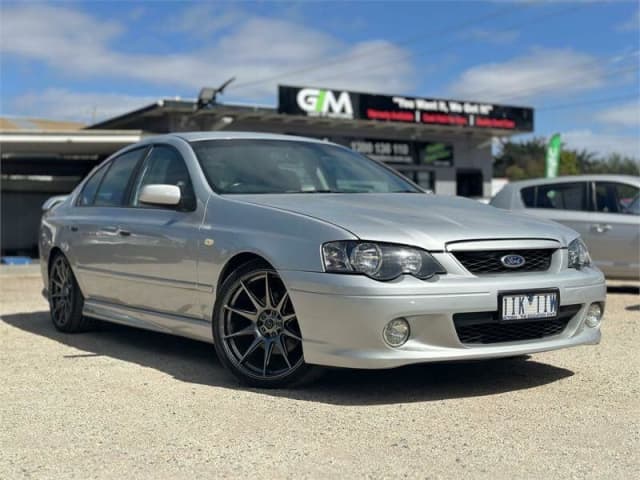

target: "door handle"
[98,226,130,236]
[591,224,612,233]
[70,226,79,232]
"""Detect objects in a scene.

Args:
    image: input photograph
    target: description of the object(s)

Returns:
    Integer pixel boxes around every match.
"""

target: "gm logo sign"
[296,88,354,119]
[500,254,526,269]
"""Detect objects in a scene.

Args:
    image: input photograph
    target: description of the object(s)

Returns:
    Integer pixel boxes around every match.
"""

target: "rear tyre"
[213,260,319,388]
[48,254,94,332]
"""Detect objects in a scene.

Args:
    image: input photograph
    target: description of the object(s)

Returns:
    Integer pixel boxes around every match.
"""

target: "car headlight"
[568,238,592,269]
[322,241,445,281]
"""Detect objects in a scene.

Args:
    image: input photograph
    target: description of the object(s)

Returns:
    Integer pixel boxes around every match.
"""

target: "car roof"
[505,174,640,189]
[165,131,329,144]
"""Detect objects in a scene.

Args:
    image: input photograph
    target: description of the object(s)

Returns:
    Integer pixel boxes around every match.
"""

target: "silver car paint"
[491,175,640,279]
[230,193,580,250]
[40,133,606,368]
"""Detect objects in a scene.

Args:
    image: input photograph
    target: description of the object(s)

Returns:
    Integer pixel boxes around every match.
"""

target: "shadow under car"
[1,310,575,406]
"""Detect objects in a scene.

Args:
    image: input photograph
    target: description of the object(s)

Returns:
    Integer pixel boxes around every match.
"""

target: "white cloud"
[616,8,639,32]
[173,4,242,37]
[10,89,158,123]
[562,129,640,160]
[448,48,606,103]
[464,28,520,45]
[597,101,640,128]
[0,3,415,102]
[306,40,415,94]
[128,6,146,22]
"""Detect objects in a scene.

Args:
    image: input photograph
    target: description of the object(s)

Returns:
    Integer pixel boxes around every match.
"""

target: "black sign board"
[278,85,534,132]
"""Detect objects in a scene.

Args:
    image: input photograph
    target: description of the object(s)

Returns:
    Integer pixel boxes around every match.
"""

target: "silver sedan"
[40,132,606,387]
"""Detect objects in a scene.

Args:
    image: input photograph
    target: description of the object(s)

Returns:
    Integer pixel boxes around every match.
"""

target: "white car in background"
[491,175,640,280]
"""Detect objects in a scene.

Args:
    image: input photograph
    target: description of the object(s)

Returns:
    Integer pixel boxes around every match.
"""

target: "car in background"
[491,175,640,280]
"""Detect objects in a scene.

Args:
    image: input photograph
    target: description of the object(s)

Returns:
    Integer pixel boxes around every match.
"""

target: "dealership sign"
[278,85,534,132]
[295,88,354,119]
[348,138,414,163]
[327,136,453,166]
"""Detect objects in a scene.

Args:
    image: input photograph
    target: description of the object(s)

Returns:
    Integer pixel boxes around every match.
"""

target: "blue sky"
[1,0,639,158]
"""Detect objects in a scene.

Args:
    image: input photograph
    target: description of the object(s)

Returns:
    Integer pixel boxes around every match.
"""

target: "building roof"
[0,129,144,156]
[88,99,217,131]
[87,98,530,139]
[0,116,85,131]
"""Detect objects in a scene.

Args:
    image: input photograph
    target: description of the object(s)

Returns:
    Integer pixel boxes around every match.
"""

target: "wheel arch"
[216,252,274,294]
[46,247,88,298]
[47,246,65,274]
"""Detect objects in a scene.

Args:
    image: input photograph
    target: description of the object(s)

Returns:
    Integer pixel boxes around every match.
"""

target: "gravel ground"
[1,266,638,479]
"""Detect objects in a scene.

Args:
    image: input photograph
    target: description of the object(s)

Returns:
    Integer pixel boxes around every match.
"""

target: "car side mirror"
[138,184,181,206]
[42,195,68,212]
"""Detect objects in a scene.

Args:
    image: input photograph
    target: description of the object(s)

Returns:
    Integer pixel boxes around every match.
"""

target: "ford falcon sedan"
[40,132,606,387]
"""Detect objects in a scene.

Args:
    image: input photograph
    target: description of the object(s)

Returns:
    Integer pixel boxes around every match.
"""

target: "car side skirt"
[83,300,213,343]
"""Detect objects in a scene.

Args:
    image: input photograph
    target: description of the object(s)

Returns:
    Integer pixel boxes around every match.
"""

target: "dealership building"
[0,85,533,255]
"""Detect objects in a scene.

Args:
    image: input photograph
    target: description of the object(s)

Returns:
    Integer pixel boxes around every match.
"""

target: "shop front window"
[456,170,484,197]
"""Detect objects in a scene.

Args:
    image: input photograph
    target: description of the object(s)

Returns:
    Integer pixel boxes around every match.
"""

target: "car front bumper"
[280,266,606,369]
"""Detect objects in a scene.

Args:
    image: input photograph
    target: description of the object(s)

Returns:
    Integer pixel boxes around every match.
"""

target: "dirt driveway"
[1,267,638,479]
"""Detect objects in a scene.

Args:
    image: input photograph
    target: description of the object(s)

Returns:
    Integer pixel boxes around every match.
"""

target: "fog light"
[383,318,410,347]
[585,303,603,328]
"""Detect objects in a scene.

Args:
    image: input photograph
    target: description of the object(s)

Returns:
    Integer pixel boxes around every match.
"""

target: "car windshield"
[190,139,420,194]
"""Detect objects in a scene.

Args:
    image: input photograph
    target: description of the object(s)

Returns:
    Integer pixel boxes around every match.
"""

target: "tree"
[559,150,580,176]
[581,153,640,176]
[494,137,640,179]
[493,138,546,179]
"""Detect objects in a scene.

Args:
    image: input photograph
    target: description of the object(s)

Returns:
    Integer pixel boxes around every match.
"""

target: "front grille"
[456,319,569,344]
[453,249,555,274]
[453,305,580,344]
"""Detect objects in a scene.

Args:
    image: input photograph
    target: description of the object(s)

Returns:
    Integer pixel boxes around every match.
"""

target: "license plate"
[500,290,558,321]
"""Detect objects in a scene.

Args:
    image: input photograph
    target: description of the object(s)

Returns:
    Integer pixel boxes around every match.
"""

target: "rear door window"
[594,182,639,214]
[94,149,146,207]
[520,186,535,207]
[522,182,588,211]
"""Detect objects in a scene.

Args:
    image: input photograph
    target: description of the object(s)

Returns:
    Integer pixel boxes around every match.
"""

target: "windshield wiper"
[301,189,420,194]
[286,189,423,194]
[297,189,340,193]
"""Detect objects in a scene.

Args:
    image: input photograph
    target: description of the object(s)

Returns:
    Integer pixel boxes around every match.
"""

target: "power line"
[537,93,639,111]
[310,2,591,87]
[231,4,525,92]
[491,64,639,104]
[452,49,640,103]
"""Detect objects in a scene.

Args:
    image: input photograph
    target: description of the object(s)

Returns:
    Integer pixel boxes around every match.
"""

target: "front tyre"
[48,254,93,332]
[213,260,317,388]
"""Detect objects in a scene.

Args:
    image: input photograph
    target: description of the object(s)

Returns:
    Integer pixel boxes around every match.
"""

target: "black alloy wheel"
[48,254,93,332]
[213,260,317,387]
